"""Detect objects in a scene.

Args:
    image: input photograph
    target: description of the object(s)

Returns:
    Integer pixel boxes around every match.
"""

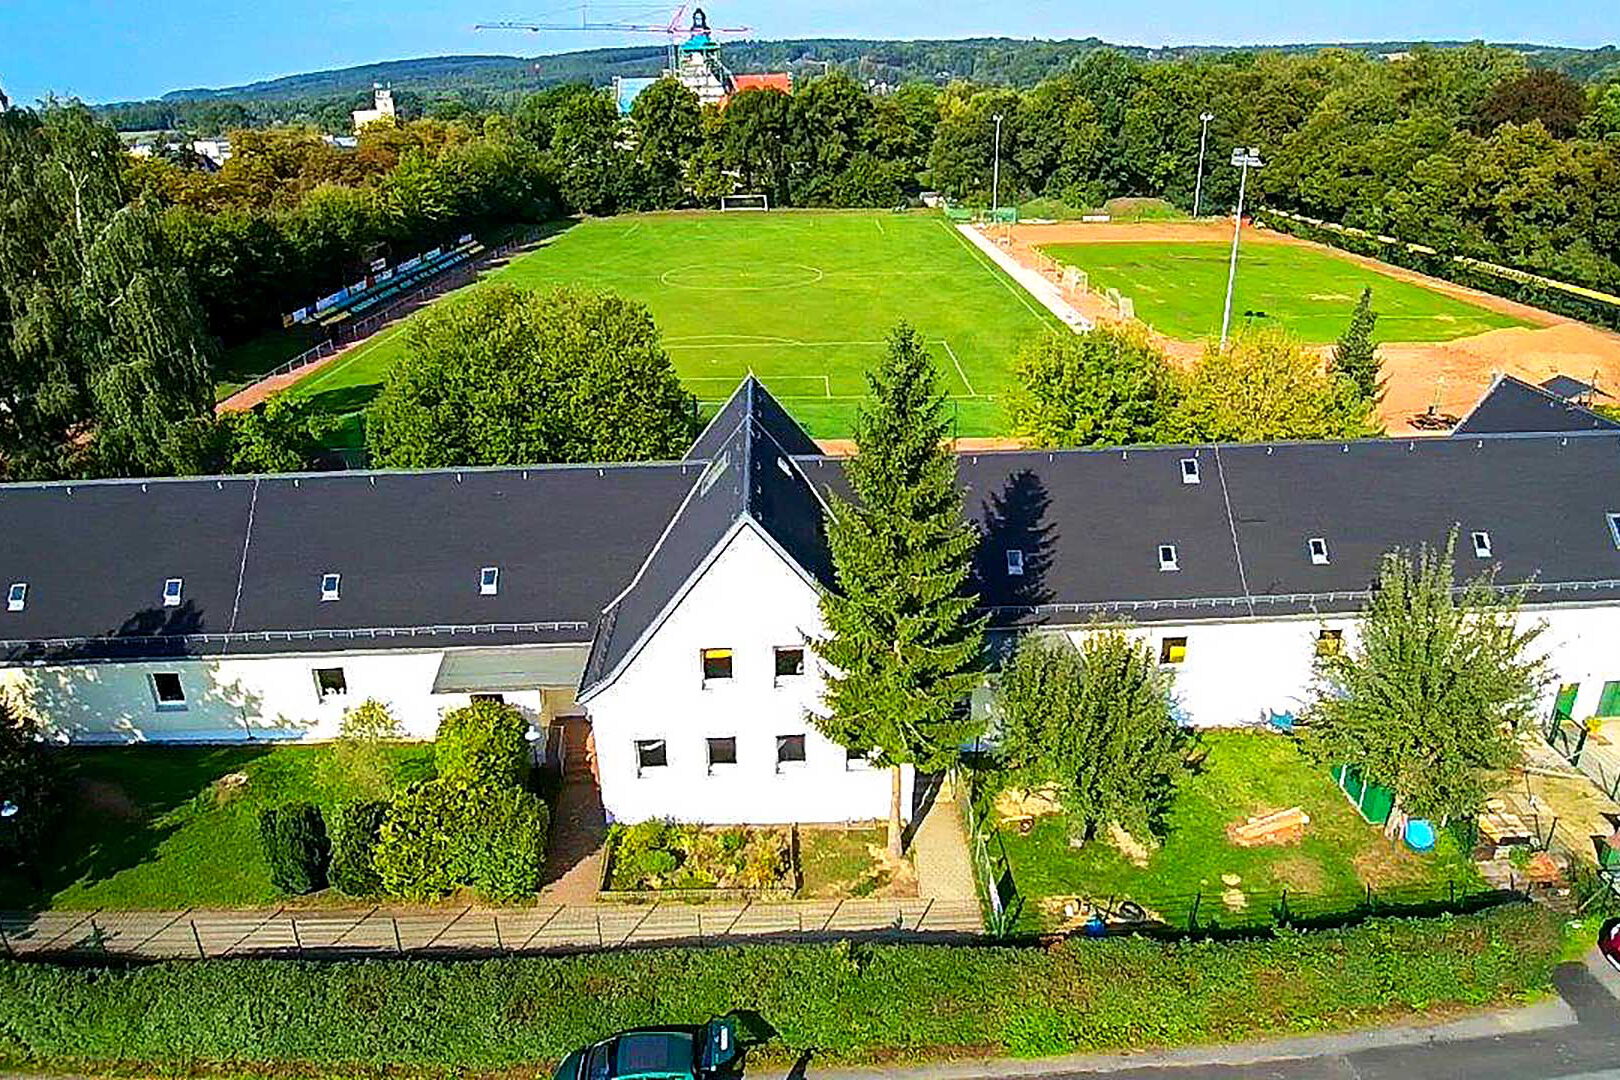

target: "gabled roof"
[579,377,831,697]
[1541,375,1607,403]
[732,73,793,95]
[1453,373,1620,436]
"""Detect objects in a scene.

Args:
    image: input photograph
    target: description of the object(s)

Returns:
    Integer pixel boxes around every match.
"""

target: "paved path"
[910,775,980,908]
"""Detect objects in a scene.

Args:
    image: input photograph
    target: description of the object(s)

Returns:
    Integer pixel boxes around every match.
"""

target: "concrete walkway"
[910,775,980,909]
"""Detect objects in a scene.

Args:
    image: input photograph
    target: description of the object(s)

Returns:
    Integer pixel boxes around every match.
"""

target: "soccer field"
[285,211,1064,441]
[1040,240,1528,344]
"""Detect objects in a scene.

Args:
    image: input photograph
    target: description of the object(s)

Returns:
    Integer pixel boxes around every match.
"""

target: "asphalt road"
[1030,962,1620,1080]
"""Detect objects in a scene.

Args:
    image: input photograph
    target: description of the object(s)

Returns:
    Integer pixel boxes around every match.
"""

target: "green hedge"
[373,779,548,901]
[327,800,389,897]
[257,803,329,895]
[433,700,530,788]
[0,905,1562,1073]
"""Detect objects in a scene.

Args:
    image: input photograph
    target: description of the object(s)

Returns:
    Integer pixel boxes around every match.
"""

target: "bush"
[327,800,389,897]
[257,803,329,895]
[373,779,548,901]
[606,820,792,891]
[434,700,530,788]
[0,905,1564,1071]
[318,698,405,801]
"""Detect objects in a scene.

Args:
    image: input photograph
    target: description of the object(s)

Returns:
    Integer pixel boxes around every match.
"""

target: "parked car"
[1599,917,1620,973]
[553,1018,741,1080]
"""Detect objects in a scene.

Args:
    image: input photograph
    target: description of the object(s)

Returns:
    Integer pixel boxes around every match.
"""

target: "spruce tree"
[813,322,987,857]
[1332,287,1383,403]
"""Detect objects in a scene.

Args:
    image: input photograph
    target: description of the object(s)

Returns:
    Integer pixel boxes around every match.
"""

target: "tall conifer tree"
[1332,287,1383,404]
[813,322,986,856]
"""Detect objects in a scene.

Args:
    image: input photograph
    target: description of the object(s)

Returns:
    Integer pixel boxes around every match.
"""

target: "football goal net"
[720,193,770,212]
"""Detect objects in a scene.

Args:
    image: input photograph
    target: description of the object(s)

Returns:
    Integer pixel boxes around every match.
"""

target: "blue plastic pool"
[1404,819,1437,852]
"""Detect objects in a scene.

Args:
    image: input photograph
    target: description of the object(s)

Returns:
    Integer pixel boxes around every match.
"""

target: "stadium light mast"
[991,113,1004,218]
[1219,147,1263,350]
[1193,112,1214,217]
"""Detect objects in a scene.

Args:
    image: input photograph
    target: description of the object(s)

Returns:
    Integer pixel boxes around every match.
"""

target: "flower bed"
[600,820,799,900]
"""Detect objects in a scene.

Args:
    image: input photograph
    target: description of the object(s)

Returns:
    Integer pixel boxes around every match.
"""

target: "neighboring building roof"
[732,73,792,94]
[430,645,592,694]
[1453,374,1620,435]
[1541,375,1606,402]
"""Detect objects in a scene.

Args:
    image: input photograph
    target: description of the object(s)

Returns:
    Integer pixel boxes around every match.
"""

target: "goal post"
[720,193,770,212]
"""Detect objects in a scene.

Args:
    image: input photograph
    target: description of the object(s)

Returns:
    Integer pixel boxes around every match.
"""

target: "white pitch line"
[875,218,886,235]
[939,339,977,397]
[938,219,1052,326]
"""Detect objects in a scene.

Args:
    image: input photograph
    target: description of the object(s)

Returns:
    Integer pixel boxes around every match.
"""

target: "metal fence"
[0,898,986,961]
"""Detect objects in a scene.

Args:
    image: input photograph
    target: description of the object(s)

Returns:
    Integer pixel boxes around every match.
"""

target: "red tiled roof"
[731,73,792,94]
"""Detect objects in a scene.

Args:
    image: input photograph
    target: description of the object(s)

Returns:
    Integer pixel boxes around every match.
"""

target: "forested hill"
[103,37,1619,131]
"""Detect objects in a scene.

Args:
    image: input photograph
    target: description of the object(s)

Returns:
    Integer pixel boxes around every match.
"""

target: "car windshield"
[585,1043,611,1080]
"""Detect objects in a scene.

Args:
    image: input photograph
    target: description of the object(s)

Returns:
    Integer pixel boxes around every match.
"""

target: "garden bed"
[599,821,800,901]
[993,731,1484,932]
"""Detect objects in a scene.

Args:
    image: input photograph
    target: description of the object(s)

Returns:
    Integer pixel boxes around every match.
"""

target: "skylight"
[1308,537,1330,566]
[1471,531,1493,559]
[320,573,341,602]
[1608,513,1620,550]
[480,566,499,595]
[1006,549,1025,576]
[6,583,25,613]
[162,578,183,607]
[1180,458,1200,485]
[1158,544,1179,572]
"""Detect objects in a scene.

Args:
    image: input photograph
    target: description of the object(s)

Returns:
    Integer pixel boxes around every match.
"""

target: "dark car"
[1599,917,1620,973]
[553,1017,740,1080]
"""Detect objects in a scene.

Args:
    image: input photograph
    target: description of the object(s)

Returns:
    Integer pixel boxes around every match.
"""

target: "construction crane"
[476,6,752,74]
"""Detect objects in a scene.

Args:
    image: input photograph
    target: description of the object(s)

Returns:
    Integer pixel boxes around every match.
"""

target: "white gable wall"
[586,522,905,825]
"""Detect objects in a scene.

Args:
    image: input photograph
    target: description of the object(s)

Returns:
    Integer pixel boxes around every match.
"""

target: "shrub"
[0,698,57,868]
[319,698,405,800]
[606,820,792,891]
[373,779,548,901]
[327,800,389,897]
[257,803,329,895]
[434,700,530,789]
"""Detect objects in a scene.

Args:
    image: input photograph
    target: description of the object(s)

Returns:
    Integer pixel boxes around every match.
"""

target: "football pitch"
[1040,240,1528,344]
[285,211,1065,441]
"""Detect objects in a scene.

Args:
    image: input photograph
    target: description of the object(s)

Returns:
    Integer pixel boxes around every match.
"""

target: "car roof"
[612,1030,695,1078]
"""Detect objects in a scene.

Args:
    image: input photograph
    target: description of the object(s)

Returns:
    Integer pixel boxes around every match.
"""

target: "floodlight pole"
[1219,148,1262,350]
[991,113,1004,218]
[1193,112,1214,217]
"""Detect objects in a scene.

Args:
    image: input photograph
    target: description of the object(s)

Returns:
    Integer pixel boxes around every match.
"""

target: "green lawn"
[1041,239,1528,344]
[3,744,435,910]
[995,731,1482,932]
[214,323,329,402]
[280,210,1063,444]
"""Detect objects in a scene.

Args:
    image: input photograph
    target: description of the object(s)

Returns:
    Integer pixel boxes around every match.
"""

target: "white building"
[352,86,396,133]
[2,378,1619,827]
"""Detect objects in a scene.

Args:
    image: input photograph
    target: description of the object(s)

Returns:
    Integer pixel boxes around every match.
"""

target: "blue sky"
[1,0,1613,105]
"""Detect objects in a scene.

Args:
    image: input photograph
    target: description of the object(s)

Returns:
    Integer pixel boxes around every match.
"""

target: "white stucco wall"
[1059,601,1620,729]
[585,522,907,825]
[1,648,544,744]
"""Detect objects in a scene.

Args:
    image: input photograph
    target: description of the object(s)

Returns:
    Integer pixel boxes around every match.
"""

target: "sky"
[1,0,1614,105]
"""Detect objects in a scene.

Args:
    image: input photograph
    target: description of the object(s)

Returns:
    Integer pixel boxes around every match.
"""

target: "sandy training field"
[996,218,1620,433]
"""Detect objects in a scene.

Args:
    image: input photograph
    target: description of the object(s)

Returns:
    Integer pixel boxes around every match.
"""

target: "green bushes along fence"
[0,905,1563,1072]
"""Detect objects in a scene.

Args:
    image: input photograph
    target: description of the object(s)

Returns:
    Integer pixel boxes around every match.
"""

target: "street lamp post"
[991,113,1004,219]
[1193,112,1214,217]
[1219,147,1263,349]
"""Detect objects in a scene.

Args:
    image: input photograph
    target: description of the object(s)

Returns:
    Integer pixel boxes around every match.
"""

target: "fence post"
[1279,888,1289,925]
[695,911,702,939]
[191,919,205,958]
[1365,883,1373,912]
[596,913,604,949]
[393,917,403,955]
[0,922,10,957]
[493,914,503,951]
[1188,890,1201,931]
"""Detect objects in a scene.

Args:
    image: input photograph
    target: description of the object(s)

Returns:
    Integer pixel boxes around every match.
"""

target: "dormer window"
[1471,531,1492,559]
[320,573,341,602]
[6,583,25,612]
[1607,512,1620,549]
[162,578,183,607]
[479,566,499,595]
[1006,549,1025,576]
[1158,544,1179,572]
[1308,538,1330,566]
[1180,458,1200,485]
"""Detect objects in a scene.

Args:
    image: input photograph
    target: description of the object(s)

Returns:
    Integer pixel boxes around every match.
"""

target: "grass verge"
[0,904,1563,1074]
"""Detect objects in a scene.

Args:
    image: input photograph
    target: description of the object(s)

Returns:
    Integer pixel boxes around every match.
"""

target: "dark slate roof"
[0,464,697,663]
[1541,375,1607,402]
[1453,374,1620,435]
[580,377,831,695]
[685,376,823,461]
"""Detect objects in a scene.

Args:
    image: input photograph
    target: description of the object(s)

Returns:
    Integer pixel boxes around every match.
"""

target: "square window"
[846,746,872,770]
[1159,637,1188,665]
[1006,549,1025,576]
[1608,513,1620,550]
[1180,458,1201,484]
[1316,628,1344,657]
[6,583,25,612]
[776,734,807,769]
[707,736,738,771]
[320,573,341,601]
[162,577,183,607]
[313,667,347,701]
[774,646,805,679]
[1471,531,1492,559]
[701,647,733,681]
[479,566,499,595]
[1308,538,1330,565]
[635,738,667,774]
[1158,544,1179,572]
[150,672,186,708]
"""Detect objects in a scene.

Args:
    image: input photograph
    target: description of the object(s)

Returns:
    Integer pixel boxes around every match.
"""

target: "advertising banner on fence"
[314,288,348,314]
[424,247,442,261]
[458,233,473,245]
[398,256,421,273]
[375,267,394,284]
[370,257,388,273]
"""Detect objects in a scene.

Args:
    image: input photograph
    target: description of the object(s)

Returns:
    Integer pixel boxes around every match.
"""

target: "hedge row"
[0,905,1562,1073]
[1254,210,1620,334]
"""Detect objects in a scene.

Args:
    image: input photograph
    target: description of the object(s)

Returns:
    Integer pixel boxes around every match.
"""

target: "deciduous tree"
[1172,328,1374,443]
[1006,325,1177,447]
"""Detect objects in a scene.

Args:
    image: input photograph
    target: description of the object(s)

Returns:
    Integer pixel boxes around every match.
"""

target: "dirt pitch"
[997,219,1620,434]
